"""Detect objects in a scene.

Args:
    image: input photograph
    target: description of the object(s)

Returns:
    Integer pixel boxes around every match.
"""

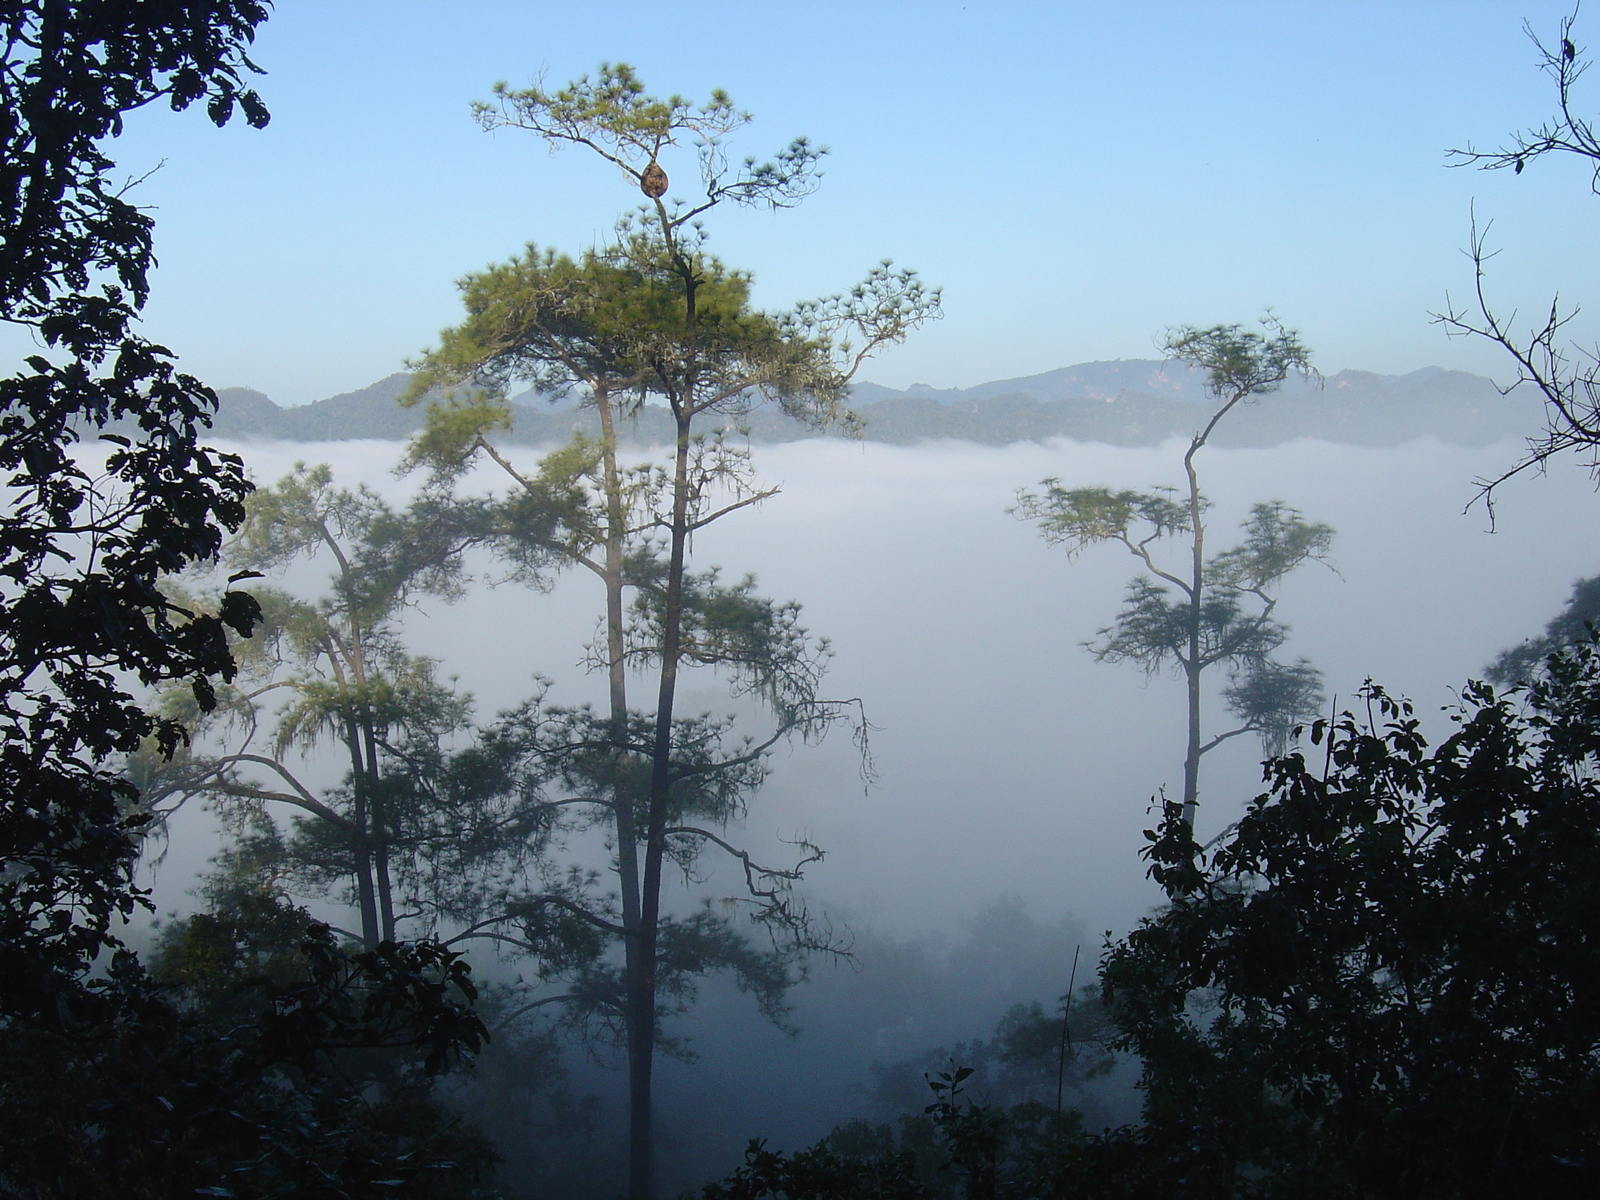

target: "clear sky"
[106,0,1600,406]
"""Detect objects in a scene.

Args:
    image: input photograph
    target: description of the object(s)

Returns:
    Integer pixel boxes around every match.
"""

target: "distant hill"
[211,374,418,441]
[202,360,1541,450]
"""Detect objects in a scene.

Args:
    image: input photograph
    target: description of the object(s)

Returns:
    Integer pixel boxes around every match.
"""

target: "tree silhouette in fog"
[706,639,1600,1198]
[133,464,486,950]
[1096,639,1600,1197]
[1488,572,1600,685]
[1015,319,1331,831]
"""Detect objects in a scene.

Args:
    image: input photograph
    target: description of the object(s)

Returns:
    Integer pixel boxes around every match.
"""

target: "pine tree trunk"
[630,406,693,1200]
[347,720,380,949]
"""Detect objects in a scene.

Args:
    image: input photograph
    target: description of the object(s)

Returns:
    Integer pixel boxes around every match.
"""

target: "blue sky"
[110,0,1600,405]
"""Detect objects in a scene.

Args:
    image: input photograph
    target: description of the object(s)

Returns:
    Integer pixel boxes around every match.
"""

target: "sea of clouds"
[137,432,1600,945]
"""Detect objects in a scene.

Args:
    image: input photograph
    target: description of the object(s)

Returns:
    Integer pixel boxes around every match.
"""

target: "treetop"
[476,63,826,219]
[1161,316,1315,406]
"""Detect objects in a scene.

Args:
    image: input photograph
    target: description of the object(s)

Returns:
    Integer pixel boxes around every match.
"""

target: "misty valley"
[126,372,1591,1199]
[9,5,1600,1200]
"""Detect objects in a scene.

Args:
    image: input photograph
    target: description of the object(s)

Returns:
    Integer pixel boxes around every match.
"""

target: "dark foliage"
[707,638,1600,1199]
[700,1068,1090,1200]
[700,1137,929,1200]
[5,914,496,1199]
[860,998,1114,1133]
[0,0,268,1035]
[0,6,501,1196]
[699,989,1115,1200]
[1488,573,1600,684]
[1096,639,1600,1198]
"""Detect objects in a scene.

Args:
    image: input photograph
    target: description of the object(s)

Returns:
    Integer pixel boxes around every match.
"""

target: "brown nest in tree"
[640,160,668,199]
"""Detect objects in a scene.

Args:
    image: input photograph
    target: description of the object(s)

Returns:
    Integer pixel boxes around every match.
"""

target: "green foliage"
[136,464,482,949]
[0,8,507,1196]
[1091,577,1275,672]
[423,696,826,1040]
[1160,319,1314,408]
[1023,499,1331,754]
[405,238,931,459]
[1220,656,1325,758]
[1210,501,1335,593]
[1096,638,1600,1197]
[624,565,837,727]
[474,62,819,214]
[1012,485,1191,558]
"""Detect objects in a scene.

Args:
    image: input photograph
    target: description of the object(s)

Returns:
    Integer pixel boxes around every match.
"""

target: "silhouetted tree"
[1096,641,1600,1197]
[0,10,501,1194]
[1015,319,1331,831]
[1441,10,1600,509]
[133,464,485,949]
[0,0,268,1070]
[1488,571,1600,684]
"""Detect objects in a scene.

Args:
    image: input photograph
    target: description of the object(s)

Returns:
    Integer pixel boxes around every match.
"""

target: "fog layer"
[146,432,1599,945]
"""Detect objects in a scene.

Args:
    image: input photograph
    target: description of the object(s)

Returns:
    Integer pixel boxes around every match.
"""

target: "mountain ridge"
[203,360,1540,449]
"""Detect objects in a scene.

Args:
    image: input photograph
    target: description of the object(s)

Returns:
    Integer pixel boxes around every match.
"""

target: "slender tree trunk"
[367,723,395,943]
[598,387,640,935]
[1182,434,1206,832]
[593,386,653,1200]
[630,404,693,1200]
[345,718,381,949]
[375,846,395,943]
[1182,661,1202,830]
[1176,386,1251,831]
[622,212,704,1200]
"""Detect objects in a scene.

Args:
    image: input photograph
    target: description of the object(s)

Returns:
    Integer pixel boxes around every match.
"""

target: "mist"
[144,431,1590,933]
[123,424,1594,1191]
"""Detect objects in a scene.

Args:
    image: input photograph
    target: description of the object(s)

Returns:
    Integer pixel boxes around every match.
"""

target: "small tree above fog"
[1015,319,1333,832]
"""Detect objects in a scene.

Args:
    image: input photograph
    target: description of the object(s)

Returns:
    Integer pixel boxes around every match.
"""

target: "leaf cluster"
[1161,317,1315,408]
[1072,501,1332,746]
[6,912,495,1199]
